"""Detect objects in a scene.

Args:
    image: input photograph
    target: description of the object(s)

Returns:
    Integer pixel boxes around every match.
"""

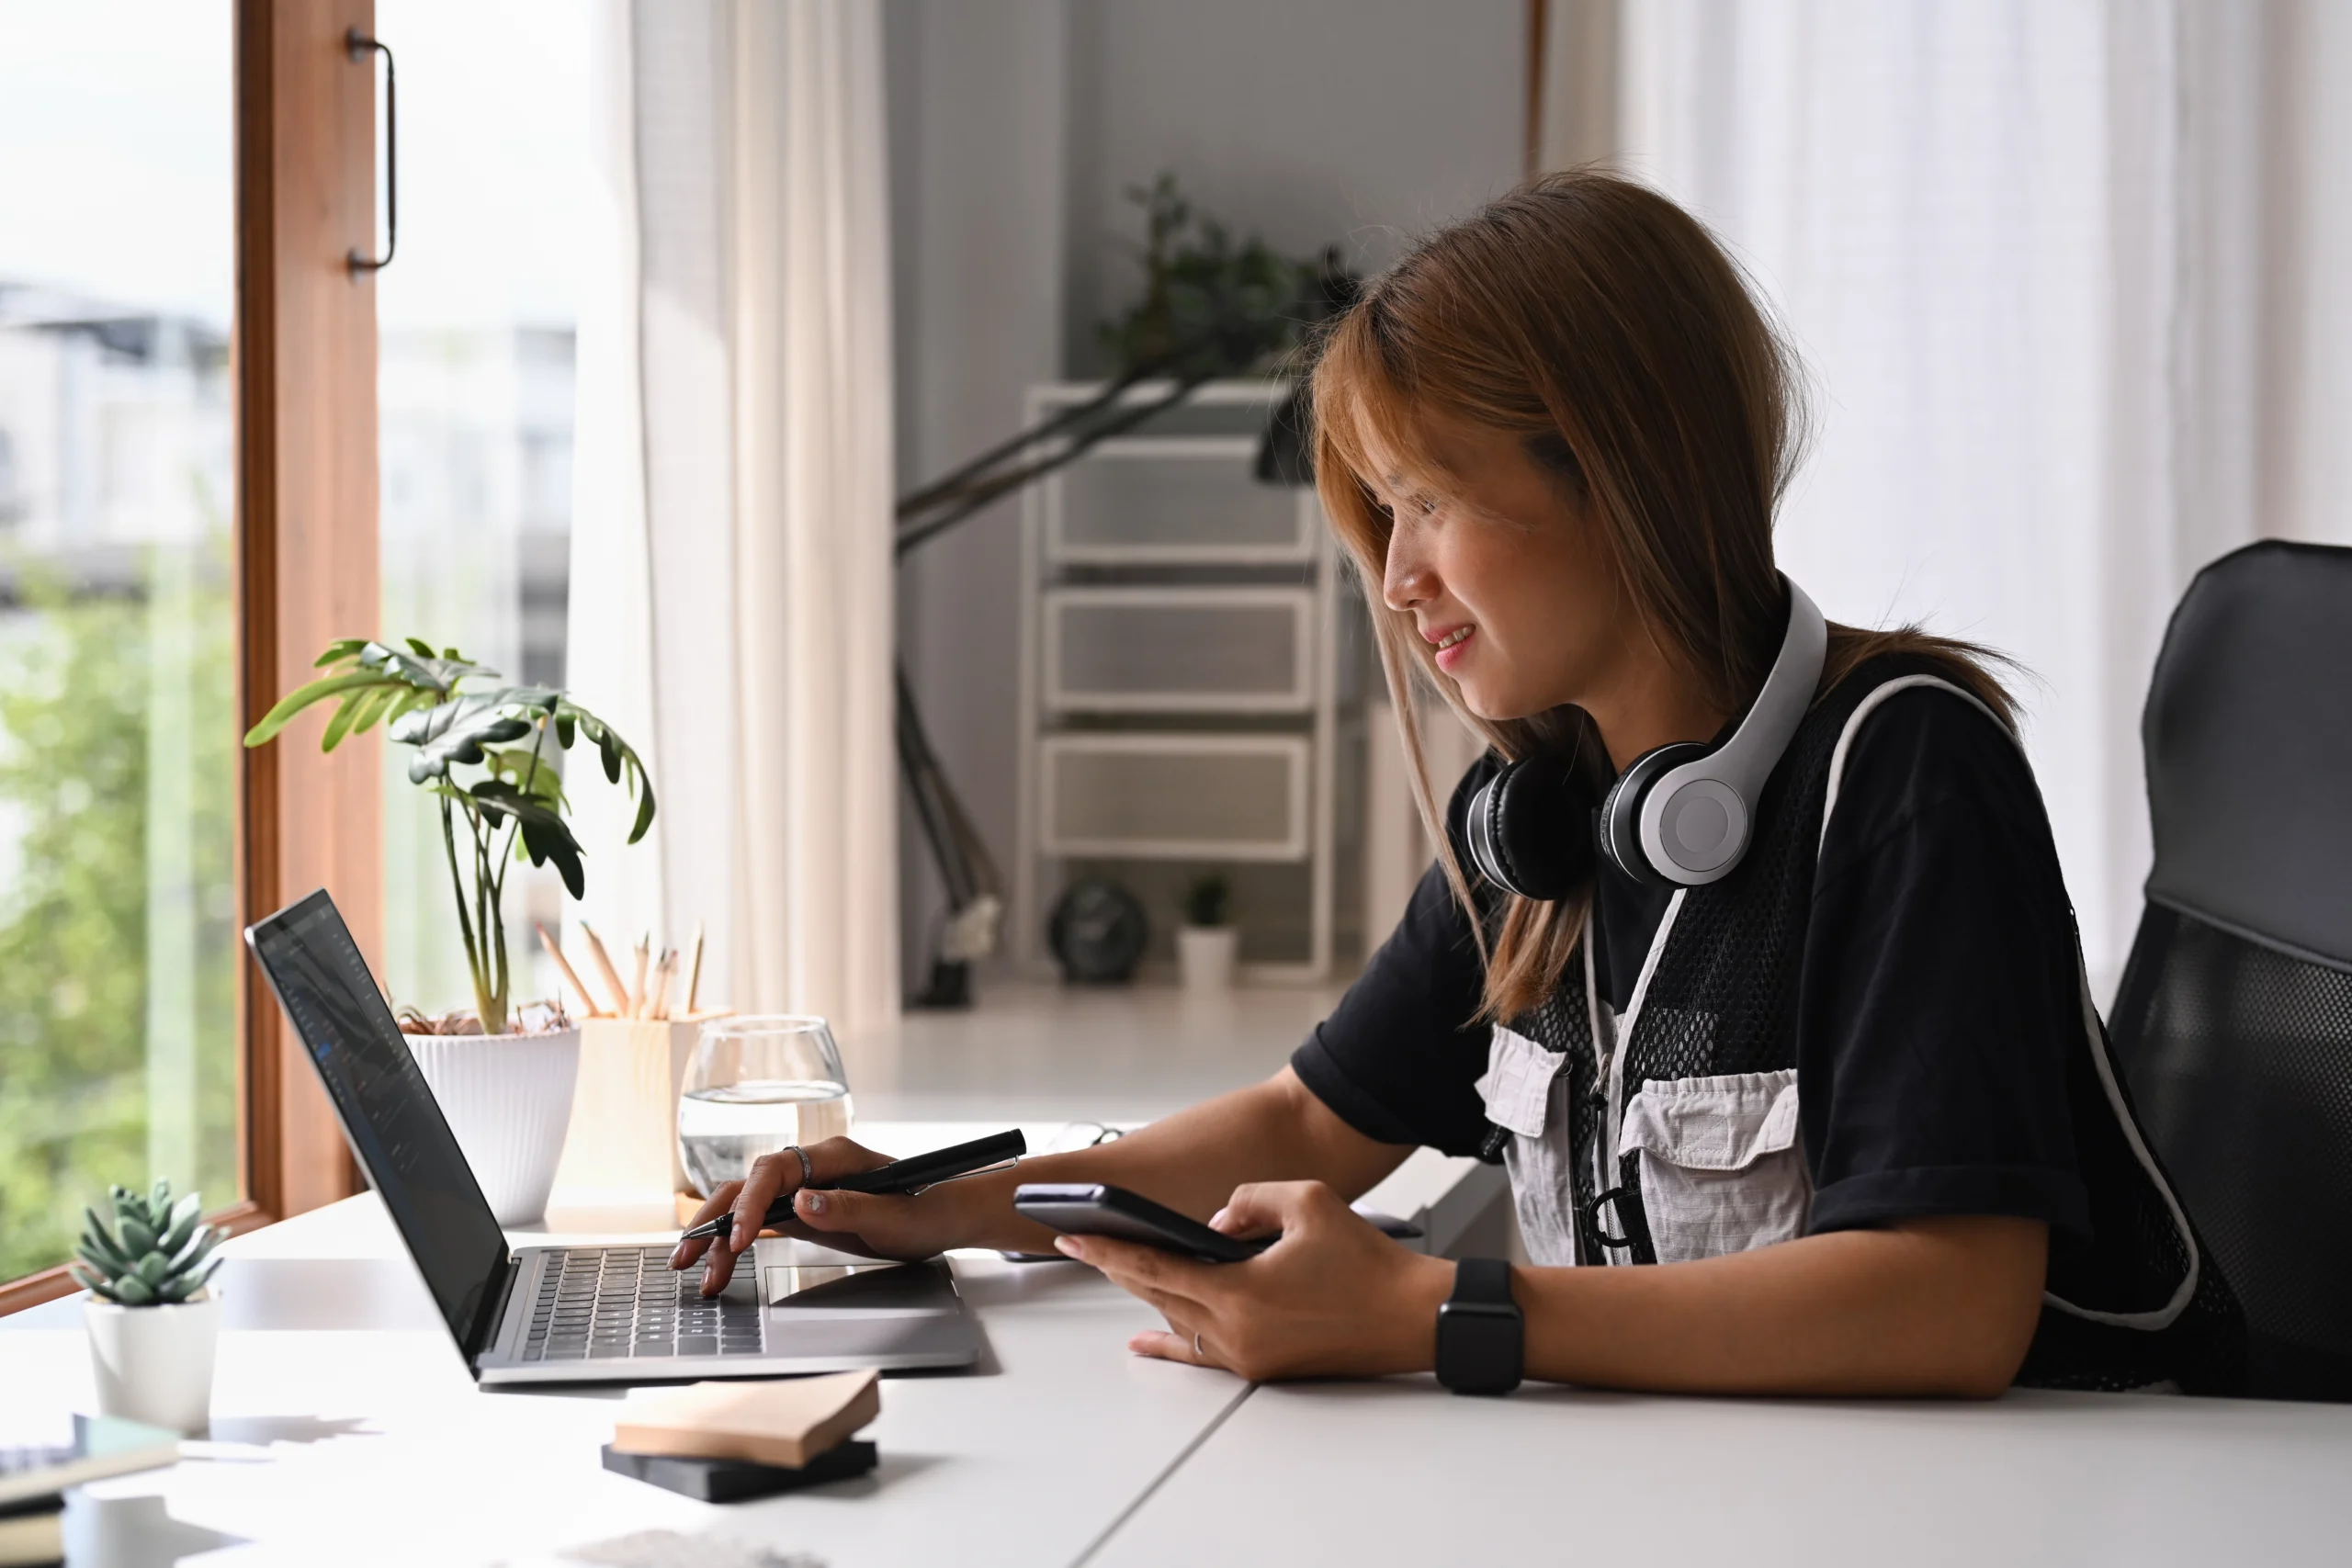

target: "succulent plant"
[68,1181,225,1307]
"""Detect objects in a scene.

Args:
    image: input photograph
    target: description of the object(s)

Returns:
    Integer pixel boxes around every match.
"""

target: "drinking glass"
[675,1016,854,1198]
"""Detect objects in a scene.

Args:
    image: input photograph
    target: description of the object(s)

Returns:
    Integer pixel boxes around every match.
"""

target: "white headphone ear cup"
[1645,776,1750,877]
[1600,742,1709,887]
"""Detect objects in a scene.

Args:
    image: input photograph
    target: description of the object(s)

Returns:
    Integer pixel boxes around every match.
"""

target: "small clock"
[1046,876,1148,984]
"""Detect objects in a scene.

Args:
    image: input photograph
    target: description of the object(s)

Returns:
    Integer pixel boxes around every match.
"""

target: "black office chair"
[2109,539,2352,1401]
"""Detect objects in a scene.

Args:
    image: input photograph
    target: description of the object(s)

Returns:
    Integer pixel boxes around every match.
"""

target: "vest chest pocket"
[1617,1070,1811,1265]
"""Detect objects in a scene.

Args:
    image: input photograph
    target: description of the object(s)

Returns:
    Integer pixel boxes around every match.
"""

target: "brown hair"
[1312,169,2015,1019]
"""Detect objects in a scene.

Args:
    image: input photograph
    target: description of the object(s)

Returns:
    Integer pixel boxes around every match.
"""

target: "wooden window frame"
[0,0,381,1314]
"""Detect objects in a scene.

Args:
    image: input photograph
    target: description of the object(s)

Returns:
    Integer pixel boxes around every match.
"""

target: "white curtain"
[568,0,899,1038]
[1614,0,2352,996]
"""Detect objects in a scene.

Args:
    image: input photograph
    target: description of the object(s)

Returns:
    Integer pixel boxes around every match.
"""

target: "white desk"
[0,1122,1494,1568]
[1092,1378,2352,1567]
[10,1123,2351,1567]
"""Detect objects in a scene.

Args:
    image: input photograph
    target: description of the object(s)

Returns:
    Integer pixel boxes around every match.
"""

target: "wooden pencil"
[649,951,676,1021]
[577,921,633,1017]
[630,934,650,1019]
[684,921,706,1014]
[535,923,604,1018]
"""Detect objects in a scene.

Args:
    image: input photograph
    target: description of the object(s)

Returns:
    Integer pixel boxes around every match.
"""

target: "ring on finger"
[785,1144,814,1186]
[1193,1331,1204,1359]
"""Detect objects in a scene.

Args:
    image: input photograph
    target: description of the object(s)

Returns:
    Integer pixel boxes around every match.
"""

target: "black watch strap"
[1435,1257,1523,1395]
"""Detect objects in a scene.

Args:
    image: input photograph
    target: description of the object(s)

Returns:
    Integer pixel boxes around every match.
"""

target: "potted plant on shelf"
[245,638,657,1222]
[72,1182,226,1435]
[1177,870,1238,992]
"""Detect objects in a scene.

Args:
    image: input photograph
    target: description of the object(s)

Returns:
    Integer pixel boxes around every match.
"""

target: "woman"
[673,171,2228,1397]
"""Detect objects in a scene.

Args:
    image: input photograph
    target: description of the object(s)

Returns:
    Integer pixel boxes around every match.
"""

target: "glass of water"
[676,1015,854,1198]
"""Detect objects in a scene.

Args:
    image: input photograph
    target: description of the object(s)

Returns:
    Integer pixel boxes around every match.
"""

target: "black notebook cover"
[600,1439,877,1503]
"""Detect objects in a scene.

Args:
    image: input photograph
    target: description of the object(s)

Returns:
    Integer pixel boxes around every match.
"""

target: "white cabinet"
[1014,380,1345,982]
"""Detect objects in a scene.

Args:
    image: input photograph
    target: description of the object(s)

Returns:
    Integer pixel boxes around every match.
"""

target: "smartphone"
[1012,1182,1272,1264]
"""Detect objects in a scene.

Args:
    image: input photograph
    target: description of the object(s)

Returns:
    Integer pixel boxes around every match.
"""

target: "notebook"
[609,1368,880,1469]
[0,1414,180,1512]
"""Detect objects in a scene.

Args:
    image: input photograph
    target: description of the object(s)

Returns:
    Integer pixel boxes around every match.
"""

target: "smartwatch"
[1435,1257,1523,1395]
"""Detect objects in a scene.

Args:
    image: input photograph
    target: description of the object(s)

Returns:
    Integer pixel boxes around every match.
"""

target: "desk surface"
[1094,1378,2352,1568]
[6,1122,2349,1567]
[0,1122,1481,1568]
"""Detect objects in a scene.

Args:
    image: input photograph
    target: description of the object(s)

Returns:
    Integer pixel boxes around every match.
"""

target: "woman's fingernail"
[667,1244,687,1268]
[1209,1208,1230,1230]
[1054,1235,1082,1258]
[799,1190,827,1215]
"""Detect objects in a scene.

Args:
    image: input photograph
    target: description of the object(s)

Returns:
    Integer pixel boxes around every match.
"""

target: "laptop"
[244,888,981,1386]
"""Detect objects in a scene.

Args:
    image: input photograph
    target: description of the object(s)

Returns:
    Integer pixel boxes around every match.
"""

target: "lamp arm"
[894,370,1214,558]
[893,345,1195,522]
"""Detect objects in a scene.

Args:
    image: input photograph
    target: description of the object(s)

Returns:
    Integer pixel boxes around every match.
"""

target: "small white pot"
[406,1027,582,1224]
[86,1291,220,1435]
[1177,925,1239,992]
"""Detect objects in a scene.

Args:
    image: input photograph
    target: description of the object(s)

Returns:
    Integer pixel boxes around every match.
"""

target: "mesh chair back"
[2109,539,2352,1400]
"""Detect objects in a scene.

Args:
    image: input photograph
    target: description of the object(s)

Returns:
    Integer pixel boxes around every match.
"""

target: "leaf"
[315,637,371,668]
[560,702,657,845]
[318,686,375,751]
[159,1192,205,1257]
[110,1273,156,1305]
[168,1225,220,1277]
[244,671,392,750]
[337,683,400,741]
[80,1207,130,1270]
[405,636,437,659]
[470,781,585,898]
[134,1251,171,1286]
[120,1215,156,1256]
[482,748,568,810]
[390,695,534,784]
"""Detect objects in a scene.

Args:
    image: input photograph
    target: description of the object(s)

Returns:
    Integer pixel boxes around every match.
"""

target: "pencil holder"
[554,1012,732,1202]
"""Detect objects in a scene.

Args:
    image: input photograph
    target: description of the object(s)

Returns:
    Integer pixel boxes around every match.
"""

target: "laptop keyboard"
[522,1246,765,1362]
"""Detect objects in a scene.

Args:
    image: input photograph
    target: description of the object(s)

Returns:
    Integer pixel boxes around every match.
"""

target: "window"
[374,0,596,1021]
[0,0,239,1285]
[2,0,386,1308]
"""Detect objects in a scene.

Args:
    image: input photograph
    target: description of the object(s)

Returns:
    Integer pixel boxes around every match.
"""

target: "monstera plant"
[244,639,655,1036]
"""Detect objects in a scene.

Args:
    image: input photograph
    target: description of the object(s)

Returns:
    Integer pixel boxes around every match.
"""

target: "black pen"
[679,1129,1028,1245]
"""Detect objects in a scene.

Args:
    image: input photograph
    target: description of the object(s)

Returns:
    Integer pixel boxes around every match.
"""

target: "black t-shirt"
[1293,687,2096,1240]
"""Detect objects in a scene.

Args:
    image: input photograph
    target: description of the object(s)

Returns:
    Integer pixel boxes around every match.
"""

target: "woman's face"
[1364,414,1638,725]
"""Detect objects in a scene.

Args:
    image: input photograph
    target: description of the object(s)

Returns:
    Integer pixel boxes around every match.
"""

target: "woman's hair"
[1311,169,2015,1020]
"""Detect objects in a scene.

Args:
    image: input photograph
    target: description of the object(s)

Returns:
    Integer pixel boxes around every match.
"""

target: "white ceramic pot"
[1177,926,1239,992]
[86,1291,220,1435]
[406,1027,582,1224]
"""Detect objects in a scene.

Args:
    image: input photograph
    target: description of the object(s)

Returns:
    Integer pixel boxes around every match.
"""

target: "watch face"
[1046,875,1148,984]
[1437,1300,1523,1395]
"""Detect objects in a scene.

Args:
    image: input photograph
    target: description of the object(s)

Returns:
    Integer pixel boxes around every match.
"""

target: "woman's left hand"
[1055,1180,1454,1382]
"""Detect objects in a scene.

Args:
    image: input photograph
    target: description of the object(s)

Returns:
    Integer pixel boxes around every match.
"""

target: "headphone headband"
[1464,576,1828,898]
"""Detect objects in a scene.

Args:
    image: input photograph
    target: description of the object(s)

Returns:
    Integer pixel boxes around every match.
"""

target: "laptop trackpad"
[752,1240,954,1316]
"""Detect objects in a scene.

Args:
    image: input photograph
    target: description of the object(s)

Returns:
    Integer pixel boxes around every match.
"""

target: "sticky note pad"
[610,1369,881,1470]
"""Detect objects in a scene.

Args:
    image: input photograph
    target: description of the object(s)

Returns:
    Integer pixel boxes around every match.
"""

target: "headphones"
[1465,576,1828,896]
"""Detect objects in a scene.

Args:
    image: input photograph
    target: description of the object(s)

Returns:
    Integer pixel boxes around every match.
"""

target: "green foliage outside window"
[0,547,238,1283]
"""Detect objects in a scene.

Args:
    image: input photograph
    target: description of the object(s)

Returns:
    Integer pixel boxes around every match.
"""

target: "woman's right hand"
[667,1136,989,1295]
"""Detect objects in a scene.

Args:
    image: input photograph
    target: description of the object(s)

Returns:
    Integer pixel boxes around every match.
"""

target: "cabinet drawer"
[1044,588,1313,713]
[1039,735,1310,861]
[1047,439,1313,562]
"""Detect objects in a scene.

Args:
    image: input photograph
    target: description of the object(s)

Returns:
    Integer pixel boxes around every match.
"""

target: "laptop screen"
[244,890,511,1356]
